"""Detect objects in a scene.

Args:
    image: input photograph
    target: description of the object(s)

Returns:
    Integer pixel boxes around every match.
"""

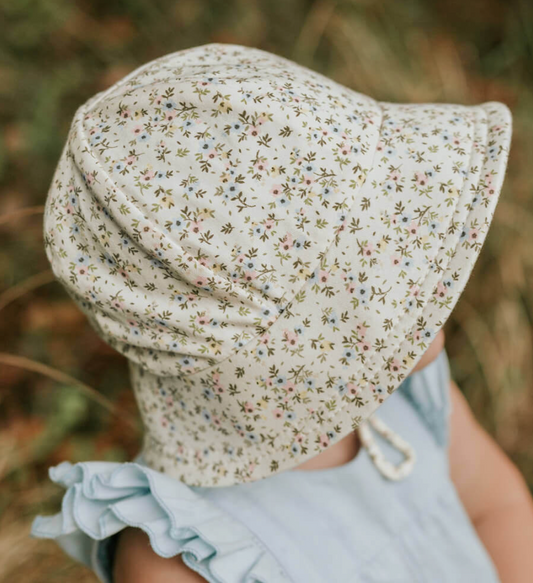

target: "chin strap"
[357,415,416,481]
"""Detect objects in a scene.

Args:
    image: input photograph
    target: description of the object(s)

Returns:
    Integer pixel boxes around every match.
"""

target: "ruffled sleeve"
[31,461,291,583]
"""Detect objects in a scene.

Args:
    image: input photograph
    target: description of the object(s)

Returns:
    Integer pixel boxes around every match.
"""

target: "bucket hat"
[43,43,512,486]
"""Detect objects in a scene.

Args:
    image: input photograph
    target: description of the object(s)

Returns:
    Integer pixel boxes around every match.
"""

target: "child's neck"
[292,430,361,472]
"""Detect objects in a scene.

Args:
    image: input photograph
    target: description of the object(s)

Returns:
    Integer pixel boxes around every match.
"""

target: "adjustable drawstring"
[357,415,416,481]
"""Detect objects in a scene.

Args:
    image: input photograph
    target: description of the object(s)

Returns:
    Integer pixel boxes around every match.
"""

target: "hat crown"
[52,43,380,375]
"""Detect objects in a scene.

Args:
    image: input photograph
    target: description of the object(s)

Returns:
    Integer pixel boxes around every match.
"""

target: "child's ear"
[411,329,446,374]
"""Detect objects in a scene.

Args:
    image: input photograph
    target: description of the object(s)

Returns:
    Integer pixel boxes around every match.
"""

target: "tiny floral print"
[43,43,512,486]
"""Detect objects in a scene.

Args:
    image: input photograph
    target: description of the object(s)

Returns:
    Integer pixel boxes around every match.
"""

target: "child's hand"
[449,380,533,582]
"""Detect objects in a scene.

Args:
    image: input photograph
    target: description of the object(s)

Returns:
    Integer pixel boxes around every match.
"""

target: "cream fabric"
[43,43,512,486]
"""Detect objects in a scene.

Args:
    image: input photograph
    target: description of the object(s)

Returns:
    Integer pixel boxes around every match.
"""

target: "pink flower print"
[191,221,203,234]
[125,155,136,167]
[376,141,384,153]
[484,184,496,197]
[266,378,273,387]
[347,382,359,396]
[206,148,218,160]
[260,334,270,345]
[357,340,371,353]
[363,243,374,257]
[254,159,268,172]
[187,294,196,302]
[111,300,124,311]
[303,175,314,187]
[414,329,422,342]
[142,169,156,182]
[248,125,260,137]
[264,220,274,231]
[195,276,208,287]
[65,204,75,215]
[85,173,96,186]
[271,184,283,197]
[389,170,401,183]
[133,125,143,137]
[346,281,356,293]
[196,314,211,326]
[468,228,480,243]
[198,257,209,267]
[435,281,448,298]
[165,110,177,122]
[155,95,163,105]
[257,115,267,125]
[244,401,255,413]
[391,255,401,267]
[318,270,329,284]
[339,142,350,156]
[214,384,224,394]
[319,434,330,448]
[283,330,299,346]
[452,136,461,147]
[118,268,129,280]
[390,359,402,373]
[409,284,421,297]
[236,253,246,264]
[415,171,429,186]
[407,221,419,236]
[120,109,131,119]
[273,408,283,419]
[77,265,88,276]
[356,323,368,338]
[295,434,304,444]
[285,382,295,393]
[280,233,294,251]
[244,270,258,282]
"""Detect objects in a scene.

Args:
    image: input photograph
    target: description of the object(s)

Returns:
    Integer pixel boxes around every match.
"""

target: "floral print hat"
[44,43,512,487]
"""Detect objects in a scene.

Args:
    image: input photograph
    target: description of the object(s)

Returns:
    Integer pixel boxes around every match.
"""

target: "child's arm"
[449,379,533,582]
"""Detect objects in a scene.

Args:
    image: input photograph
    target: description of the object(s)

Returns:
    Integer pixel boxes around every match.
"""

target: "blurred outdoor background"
[1,0,532,580]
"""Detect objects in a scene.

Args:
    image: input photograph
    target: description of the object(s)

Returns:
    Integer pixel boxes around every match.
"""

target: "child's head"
[42,43,512,486]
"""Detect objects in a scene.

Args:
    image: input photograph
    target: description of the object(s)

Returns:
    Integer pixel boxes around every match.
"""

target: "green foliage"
[1,0,533,579]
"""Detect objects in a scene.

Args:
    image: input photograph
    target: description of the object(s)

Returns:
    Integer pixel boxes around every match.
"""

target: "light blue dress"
[31,348,501,582]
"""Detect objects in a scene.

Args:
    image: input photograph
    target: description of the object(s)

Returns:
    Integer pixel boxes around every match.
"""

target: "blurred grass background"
[1,0,533,580]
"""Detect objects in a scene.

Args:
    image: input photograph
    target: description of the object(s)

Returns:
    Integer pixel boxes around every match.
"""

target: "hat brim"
[138,99,512,486]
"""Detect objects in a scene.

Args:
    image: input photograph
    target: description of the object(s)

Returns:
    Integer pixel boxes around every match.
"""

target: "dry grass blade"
[0,353,138,429]
[0,270,55,313]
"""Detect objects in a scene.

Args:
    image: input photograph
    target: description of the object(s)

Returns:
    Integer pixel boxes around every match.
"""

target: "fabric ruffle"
[31,461,291,583]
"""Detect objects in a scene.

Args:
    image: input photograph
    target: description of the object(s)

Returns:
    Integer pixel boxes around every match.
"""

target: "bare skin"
[113,328,533,582]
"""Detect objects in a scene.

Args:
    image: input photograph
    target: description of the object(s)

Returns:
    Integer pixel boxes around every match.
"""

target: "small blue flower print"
[356,285,369,304]
[336,380,348,396]
[201,409,211,422]
[202,388,214,400]
[113,162,125,173]
[274,375,286,387]
[343,347,356,361]
[285,411,296,421]
[328,312,338,327]
[304,378,315,389]
[137,132,150,143]
[294,237,306,250]
[291,442,301,454]
[75,254,89,265]
[459,227,470,242]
